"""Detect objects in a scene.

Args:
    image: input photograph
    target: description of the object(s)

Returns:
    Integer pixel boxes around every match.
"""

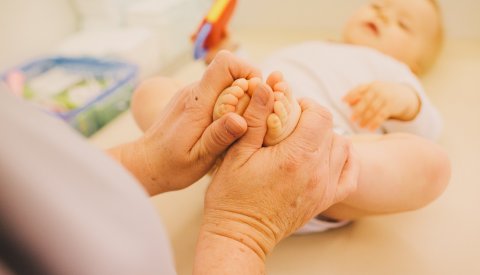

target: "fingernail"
[254,84,270,105]
[247,77,261,96]
[225,114,246,137]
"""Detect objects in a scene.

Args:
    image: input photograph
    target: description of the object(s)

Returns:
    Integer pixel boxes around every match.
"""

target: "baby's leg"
[322,133,451,220]
[131,77,184,132]
[202,71,449,220]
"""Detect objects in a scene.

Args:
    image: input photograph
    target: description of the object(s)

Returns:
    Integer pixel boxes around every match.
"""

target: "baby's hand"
[343,82,421,131]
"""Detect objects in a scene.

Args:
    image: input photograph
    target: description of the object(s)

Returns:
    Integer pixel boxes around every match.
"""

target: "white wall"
[232,0,480,39]
[0,0,210,72]
[439,0,480,39]
[0,0,478,72]
[0,0,77,71]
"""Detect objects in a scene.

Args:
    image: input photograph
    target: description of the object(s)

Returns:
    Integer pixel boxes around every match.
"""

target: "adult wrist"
[201,208,281,261]
[107,137,167,195]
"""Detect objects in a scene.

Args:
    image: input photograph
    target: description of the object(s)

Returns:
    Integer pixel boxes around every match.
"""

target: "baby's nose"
[376,8,393,24]
[376,9,389,24]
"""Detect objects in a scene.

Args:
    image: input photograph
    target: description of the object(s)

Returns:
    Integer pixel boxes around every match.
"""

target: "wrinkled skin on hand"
[203,84,360,259]
[134,51,262,194]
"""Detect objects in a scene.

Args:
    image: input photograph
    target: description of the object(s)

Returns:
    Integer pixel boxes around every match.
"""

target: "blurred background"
[1,1,479,274]
[1,0,479,74]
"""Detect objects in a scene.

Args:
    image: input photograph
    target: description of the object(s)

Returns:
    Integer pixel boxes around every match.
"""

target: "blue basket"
[2,56,138,137]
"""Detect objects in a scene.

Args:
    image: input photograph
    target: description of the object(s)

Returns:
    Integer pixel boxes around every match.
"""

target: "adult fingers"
[196,51,262,109]
[247,77,261,97]
[333,144,360,204]
[283,98,333,152]
[227,83,274,162]
[329,134,350,187]
[313,139,359,215]
[191,112,248,162]
[313,134,349,208]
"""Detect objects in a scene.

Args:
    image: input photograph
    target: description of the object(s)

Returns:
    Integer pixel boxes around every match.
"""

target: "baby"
[214,0,443,140]
[131,0,450,233]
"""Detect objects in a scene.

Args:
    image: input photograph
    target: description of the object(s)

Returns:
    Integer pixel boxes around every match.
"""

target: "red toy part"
[204,0,237,50]
[192,0,237,51]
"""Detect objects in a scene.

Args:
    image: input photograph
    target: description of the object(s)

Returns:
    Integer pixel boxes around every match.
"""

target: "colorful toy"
[192,0,237,60]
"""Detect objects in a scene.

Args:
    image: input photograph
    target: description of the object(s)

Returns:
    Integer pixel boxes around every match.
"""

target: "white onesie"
[259,41,442,140]
[258,41,443,233]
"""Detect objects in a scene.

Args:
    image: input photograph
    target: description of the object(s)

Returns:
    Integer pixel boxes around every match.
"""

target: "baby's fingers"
[351,91,375,122]
[358,97,384,127]
[343,84,369,105]
[367,111,389,131]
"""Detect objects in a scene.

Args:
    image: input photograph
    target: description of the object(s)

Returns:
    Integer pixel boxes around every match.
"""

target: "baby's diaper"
[295,216,351,234]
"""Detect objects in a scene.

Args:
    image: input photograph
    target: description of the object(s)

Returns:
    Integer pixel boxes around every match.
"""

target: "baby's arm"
[344,79,442,140]
[343,81,421,129]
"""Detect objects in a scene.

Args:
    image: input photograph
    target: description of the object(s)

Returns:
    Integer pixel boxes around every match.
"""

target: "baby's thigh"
[133,77,184,107]
[323,133,435,220]
[131,77,185,131]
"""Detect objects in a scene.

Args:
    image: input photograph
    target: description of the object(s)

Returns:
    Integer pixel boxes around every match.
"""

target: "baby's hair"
[418,0,444,74]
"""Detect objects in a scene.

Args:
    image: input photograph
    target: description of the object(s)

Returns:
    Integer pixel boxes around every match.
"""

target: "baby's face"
[342,0,439,72]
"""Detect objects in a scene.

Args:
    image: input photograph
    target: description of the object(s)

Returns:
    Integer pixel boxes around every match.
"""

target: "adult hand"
[194,84,359,274]
[110,51,261,195]
[343,82,421,130]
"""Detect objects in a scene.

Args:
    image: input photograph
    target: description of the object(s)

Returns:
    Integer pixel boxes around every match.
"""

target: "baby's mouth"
[364,22,379,36]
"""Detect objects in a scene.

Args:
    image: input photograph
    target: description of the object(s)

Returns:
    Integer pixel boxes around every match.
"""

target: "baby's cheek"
[387,33,419,64]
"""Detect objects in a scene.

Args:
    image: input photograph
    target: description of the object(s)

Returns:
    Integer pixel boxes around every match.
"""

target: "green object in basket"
[3,57,138,137]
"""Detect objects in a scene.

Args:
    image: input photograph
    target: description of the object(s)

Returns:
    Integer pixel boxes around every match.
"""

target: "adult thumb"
[193,112,247,162]
[228,83,274,160]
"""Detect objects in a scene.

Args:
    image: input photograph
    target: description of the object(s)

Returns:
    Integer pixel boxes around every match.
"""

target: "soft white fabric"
[0,88,176,275]
[258,41,443,234]
[259,41,442,140]
[295,218,351,235]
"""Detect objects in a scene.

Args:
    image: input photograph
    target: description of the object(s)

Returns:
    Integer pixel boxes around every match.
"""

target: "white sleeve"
[381,67,443,141]
[0,89,176,275]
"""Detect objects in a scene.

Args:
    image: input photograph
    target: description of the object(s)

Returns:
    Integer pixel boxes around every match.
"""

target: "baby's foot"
[212,77,260,121]
[264,71,301,146]
[210,77,259,176]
